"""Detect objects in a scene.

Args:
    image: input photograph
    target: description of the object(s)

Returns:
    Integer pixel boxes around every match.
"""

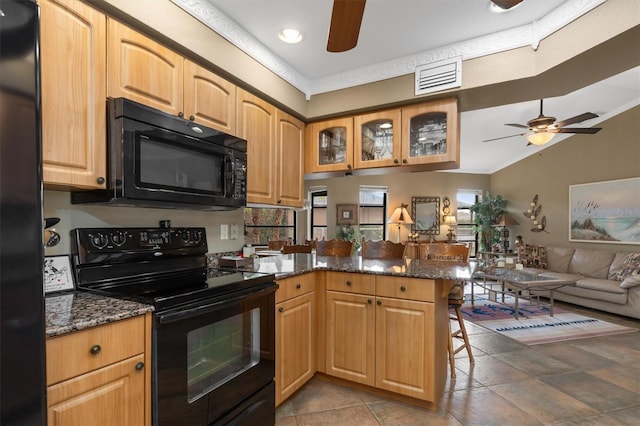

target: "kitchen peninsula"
[45,253,475,416]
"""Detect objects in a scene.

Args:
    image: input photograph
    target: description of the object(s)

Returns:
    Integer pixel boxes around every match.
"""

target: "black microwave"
[72,98,247,210]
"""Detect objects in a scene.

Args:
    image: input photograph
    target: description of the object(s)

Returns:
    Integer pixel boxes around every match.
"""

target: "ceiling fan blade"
[327,0,366,53]
[552,127,602,134]
[554,112,599,128]
[483,132,528,142]
[505,123,529,129]
[491,0,524,10]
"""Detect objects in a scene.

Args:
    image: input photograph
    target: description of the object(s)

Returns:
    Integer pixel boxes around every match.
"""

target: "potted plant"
[469,192,507,251]
[335,224,362,252]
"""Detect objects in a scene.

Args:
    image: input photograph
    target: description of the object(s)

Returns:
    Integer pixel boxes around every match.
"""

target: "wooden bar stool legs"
[448,298,474,378]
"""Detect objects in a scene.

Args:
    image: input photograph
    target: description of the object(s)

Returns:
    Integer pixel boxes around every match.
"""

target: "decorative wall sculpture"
[523,194,548,233]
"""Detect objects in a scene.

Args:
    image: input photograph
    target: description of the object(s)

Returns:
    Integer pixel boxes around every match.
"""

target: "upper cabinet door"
[40,0,107,189]
[401,98,459,168]
[306,118,354,173]
[354,109,402,169]
[107,19,184,116]
[237,89,277,205]
[276,110,305,208]
[183,60,236,134]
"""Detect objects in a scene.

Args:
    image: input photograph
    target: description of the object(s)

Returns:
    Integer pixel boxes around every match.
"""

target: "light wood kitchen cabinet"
[325,272,441,401]
[354,109,402,169]
[46,314,151,426]
[40,0,107,190]
[183,59,236,134]
[107,19,184,116]
[238,89,305,207]
[306,117,354,173]
[275,274,316,406]
[401,97,459,169]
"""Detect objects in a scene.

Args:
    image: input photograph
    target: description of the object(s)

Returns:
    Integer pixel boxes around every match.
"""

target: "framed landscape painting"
[569,177,640,244]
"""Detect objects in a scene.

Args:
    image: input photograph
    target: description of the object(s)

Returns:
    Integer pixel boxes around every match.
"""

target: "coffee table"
[471,268,576,319]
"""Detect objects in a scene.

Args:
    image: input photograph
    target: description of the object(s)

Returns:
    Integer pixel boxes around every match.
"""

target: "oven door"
[153,283,276,426]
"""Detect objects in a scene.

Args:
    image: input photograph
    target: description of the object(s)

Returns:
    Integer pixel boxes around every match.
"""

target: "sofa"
[516,245,640,320]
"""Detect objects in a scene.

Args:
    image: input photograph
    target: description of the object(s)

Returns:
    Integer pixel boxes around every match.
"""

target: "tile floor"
[275,298,640,425]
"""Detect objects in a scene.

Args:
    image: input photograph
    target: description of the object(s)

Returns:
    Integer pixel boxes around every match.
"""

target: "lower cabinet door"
[276,292,315,406]
[325,291,375,386]
[375,297,434,401]
[47,355,145,426]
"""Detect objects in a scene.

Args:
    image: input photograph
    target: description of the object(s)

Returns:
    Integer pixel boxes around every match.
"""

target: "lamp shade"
[444,215,457,226]
[387,206,413,224]
[527,132,555,146]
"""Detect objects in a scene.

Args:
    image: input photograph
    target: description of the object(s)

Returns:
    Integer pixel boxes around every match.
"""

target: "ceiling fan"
[483,99,602,146]
[326,0,524,53]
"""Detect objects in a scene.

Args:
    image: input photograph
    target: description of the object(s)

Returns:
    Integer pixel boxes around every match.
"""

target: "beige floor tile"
[367,398,461,426]
[446,387,542,425]
[606,405,640,425]
[587,363,640,394]
[275,415,298,426]
[285,379,365,415]
[490,379,599,424]
[530,342,616,370]
[453,354,531,386]
[492,348,576,377]
[294,405,379,426]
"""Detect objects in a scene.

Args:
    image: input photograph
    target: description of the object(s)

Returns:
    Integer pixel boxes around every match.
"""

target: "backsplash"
[43,190,245,256]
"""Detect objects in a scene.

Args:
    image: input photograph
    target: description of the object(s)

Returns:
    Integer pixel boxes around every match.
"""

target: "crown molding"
[171,0,605,99]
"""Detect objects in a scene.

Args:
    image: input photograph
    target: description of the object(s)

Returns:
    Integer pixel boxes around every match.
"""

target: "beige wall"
[303,171,490,243]
[490,105,640,252]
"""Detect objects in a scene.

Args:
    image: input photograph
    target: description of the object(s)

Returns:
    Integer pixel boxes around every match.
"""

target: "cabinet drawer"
[375,276,436,302]
[46,316,145,385]
[276,273,314,303]
[326,272,374,295]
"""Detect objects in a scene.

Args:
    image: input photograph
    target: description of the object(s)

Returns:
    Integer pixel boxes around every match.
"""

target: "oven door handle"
[157,285,275,325]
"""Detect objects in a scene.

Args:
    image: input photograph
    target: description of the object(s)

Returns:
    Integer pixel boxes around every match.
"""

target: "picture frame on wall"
[569,177,640,245]
[336,204,358,225]
[44,255,75,293]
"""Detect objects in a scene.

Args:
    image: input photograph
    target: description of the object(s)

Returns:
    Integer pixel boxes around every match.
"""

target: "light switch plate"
[220,224,229,240]
[230,224,239,240]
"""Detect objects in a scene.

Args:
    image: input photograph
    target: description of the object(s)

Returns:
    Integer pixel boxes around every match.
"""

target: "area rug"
[460,294,638,345]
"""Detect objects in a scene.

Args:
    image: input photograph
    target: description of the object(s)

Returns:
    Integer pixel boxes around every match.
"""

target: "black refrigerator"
[0,0,47,424]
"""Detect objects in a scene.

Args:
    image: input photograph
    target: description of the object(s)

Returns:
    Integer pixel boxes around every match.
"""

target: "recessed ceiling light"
[488,1,522,14]
[278,28,302,44]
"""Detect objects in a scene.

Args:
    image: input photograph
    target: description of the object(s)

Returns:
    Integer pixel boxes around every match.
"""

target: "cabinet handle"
[402,159,408,164]
[189,115,195,121]
[376,300,382,306]
[178,112,184,118]
[367,299,372,304]
[394,159,399,164]
[296,283,301,289]
[278,307,284,313]
[346,280,352,286]
[347,164,353,170]
[135,362,144,371]
[96,177,105,185]
[400,285,406,292]
[277,199,282,204]
[90,344,101,355]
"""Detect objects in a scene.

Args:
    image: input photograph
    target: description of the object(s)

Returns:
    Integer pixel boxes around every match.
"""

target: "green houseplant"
[335,224,362,251]
[469,192,507,251]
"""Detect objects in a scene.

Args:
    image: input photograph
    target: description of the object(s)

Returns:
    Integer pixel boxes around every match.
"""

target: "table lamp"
[444,215,457,242]
[387,203,413,243]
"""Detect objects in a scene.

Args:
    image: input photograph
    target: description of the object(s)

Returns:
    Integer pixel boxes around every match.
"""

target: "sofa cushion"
[608,252,631,280]
[614,252,640,281]
[545,246,575,273]
[568,248,616,280]
[574,277,627,294]
[555,285,628,305]
[620,274,640,289]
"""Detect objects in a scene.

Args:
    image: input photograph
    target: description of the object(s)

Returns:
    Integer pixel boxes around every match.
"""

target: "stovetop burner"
[70,227,276,311]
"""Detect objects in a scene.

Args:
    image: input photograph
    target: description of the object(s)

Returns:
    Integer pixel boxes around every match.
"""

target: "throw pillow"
[614,252,640,282]
[520,244,547,269]
[620,274,640,289]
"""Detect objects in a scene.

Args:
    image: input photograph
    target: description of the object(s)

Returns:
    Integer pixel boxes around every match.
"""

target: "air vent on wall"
[415,56,462,96]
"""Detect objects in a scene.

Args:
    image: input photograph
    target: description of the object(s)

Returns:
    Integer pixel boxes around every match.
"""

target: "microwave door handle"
[225,153,235,198]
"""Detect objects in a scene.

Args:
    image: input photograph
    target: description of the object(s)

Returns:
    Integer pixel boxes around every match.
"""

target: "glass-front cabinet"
[306,118,353,173]
[401,98,459,168]
[354,110,402,169]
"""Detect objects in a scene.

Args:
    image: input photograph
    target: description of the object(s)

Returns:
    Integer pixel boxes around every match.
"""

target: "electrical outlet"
[230,224,239,240]
[220,224,229,240]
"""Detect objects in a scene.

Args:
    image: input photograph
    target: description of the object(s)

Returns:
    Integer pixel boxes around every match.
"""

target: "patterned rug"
[461,294,638,345]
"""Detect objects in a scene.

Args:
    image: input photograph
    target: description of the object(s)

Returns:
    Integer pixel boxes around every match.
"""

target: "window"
[456,190,480,257]
[359,186,387,241]
[310,191,328,241]
[244,208,296,245]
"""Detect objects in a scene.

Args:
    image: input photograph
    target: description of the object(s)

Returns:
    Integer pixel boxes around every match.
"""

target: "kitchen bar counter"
[45,291,153,337]
[253,253,475,281]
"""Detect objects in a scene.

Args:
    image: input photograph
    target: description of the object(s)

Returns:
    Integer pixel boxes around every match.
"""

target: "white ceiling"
[172,0,640,174]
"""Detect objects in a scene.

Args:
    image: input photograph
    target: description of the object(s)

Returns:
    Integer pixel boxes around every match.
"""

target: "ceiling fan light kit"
[527,132,555,146]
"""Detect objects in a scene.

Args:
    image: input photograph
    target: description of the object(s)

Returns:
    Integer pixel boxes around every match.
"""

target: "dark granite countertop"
[253,253,476,281]
[45,291,153,338]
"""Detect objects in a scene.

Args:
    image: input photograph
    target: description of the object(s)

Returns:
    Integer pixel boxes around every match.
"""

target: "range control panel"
[72,227,208,265]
